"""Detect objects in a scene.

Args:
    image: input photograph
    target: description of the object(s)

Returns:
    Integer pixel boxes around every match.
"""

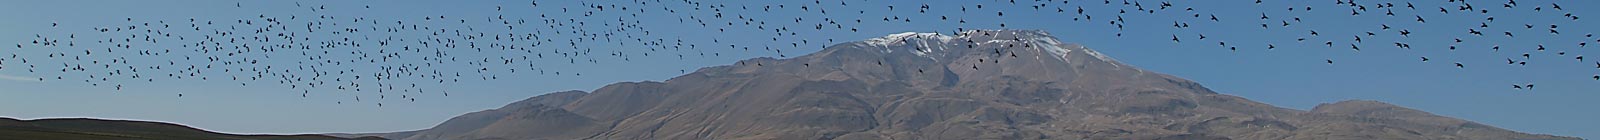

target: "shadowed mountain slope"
[0,117,384,140]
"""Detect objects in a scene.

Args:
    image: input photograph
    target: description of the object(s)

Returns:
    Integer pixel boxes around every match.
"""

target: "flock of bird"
[0,0,1594,106]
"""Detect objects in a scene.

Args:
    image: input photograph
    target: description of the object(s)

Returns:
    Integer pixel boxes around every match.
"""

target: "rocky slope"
[354,30,1578,140]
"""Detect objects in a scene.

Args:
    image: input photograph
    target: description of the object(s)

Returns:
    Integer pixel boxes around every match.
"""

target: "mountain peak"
[357,29,1578,140]
[859,31,959,58]
[849,29,1118,67]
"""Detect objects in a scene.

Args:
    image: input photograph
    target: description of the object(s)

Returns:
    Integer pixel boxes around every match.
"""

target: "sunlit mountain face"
[344,30,1576,140]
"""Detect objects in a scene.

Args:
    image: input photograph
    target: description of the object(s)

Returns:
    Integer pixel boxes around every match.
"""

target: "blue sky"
[0,0,1595,138]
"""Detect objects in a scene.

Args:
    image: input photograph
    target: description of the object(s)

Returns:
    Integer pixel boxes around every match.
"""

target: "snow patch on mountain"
[859,30,1120,64]
[864,32,956,58]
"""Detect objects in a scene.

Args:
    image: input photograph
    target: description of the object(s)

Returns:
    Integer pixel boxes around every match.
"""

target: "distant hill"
[346,30,1578,140]
[0,117,385,140]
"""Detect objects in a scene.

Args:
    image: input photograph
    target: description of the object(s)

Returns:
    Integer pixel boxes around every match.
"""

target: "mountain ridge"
[344,29,1578,140]
[0,117,385,140]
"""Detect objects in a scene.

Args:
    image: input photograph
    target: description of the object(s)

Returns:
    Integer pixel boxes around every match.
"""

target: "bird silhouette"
[0,0,1591,105]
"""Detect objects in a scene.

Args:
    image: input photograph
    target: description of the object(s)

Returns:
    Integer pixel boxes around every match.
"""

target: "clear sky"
[0,0,1594,138]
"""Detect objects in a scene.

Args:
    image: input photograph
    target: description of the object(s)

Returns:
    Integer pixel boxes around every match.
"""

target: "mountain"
[0,117,385,140]
[349,29,1578,140]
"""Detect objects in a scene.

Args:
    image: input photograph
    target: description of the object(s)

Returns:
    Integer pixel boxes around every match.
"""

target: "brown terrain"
[0,117,384,140]
[344,29,1578,140]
